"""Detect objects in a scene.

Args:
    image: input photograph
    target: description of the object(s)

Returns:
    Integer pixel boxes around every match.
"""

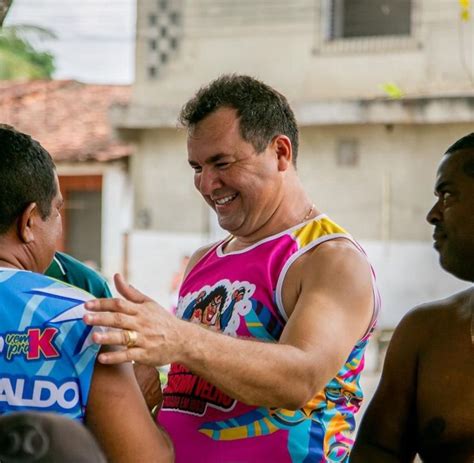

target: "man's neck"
[0,259,21,269]
[224,202,321,253]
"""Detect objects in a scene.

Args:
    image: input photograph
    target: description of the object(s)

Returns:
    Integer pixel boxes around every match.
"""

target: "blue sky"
[6,0,135,84]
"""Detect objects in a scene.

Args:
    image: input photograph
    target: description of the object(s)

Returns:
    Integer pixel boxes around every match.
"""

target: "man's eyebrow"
[434,180,453,193]
[188,153,228,166]
[207,153,228,163]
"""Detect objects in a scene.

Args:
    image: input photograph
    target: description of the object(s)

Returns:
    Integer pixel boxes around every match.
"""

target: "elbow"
[281,390,316,410]
[280,398,309,411]
[274,379,321,411]
[245,386,313,410]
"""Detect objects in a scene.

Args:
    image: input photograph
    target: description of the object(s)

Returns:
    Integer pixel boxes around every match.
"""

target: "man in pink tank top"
[85,75,379,462]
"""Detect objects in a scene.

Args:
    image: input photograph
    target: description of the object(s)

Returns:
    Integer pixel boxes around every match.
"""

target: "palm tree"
[0,0,56,79]
[0,25,56,79]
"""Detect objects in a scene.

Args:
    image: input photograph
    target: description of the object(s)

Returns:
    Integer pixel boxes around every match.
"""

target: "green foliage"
[0,25,55,79]
[379,82,404,99]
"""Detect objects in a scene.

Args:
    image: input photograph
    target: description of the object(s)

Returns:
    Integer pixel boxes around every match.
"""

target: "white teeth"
[215,194,236,205]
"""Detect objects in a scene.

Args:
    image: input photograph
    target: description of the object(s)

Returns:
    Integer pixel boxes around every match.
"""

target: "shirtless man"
[352,133,474,462]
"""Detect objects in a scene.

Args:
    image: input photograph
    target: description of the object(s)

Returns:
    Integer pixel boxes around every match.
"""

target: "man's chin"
[440,254,474,282]
[217,217,241,234]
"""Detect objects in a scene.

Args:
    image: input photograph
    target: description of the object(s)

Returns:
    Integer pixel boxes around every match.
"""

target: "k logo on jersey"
[0,328,59,361]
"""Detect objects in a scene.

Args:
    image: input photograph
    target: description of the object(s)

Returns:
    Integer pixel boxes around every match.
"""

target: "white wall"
[361,241,470,328]
[126,231,207,309]
[132,129,206,233]
[101,164,133,279]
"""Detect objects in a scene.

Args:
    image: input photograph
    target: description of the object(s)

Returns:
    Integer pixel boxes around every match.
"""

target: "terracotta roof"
[0,80,133,162]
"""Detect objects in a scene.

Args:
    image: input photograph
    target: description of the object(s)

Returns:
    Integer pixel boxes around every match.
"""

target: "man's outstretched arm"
[84,239,374,410]
[351,309,424,463]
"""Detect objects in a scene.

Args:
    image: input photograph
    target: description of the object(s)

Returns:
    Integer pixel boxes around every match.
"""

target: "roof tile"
[0,80,133,162]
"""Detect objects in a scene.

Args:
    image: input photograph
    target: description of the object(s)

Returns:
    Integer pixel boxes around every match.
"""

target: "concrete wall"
[131,128,207,232]
[133,0,473,105]
[362,241,470,328]
[298,123,474,241]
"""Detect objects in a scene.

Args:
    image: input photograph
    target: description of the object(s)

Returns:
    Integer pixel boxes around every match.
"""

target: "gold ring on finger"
[125,329,138,348]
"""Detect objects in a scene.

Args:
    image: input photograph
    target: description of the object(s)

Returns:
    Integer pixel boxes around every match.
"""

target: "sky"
[6,0,135,84]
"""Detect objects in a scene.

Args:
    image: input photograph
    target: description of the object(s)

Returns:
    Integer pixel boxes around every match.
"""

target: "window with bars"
[329,0,412,40]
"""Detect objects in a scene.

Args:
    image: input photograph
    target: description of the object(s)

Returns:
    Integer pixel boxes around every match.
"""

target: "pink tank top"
[159,215,380,462]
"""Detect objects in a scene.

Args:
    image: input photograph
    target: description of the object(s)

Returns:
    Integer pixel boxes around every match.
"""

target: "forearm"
[175,321,324,409]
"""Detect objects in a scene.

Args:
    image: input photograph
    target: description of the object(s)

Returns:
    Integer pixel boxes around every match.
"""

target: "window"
[330,0,412,40]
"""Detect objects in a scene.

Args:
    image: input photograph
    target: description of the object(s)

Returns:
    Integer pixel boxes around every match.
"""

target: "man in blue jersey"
[0,125,173,462]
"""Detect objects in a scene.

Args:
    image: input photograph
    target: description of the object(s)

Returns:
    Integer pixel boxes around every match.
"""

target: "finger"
[97,347,142,365]
[115,274,153,303]
[83,311,136,331]
[85,297,138,315]
[91,328,140,347]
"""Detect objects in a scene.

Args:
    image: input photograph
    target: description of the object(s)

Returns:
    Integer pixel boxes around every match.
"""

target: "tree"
[0,25,56,79]
[0,1,56,79]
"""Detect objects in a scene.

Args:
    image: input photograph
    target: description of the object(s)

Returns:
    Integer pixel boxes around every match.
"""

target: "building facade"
[113,0,473,323]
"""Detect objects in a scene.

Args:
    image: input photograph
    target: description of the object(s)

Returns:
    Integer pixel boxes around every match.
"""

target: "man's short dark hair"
[445,132,474,154]
[445,132,474,178]
[0,125,57,234]
[179,74,300,165]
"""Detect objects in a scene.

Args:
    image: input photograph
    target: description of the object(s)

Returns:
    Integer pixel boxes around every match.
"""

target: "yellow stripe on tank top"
[292,217,348,249]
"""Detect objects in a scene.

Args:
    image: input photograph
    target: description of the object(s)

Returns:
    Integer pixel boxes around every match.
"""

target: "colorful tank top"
[0,269,103,421]
[159,215,380,462]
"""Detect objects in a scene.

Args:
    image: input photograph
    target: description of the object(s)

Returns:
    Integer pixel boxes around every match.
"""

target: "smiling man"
[352,133,474,463]
[85,75,380,462]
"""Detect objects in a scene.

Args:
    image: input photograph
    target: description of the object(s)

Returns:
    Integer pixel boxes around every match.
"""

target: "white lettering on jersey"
[0,377,79,409]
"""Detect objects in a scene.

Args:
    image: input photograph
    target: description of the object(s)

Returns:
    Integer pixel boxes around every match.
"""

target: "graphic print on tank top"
[163,279,287,416]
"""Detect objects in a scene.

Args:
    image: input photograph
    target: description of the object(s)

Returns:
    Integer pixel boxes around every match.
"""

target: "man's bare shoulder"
[295,236,371,275]
[407,287,473,326]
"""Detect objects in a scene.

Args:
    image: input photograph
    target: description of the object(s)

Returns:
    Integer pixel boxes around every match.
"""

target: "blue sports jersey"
[0,269,103,421]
